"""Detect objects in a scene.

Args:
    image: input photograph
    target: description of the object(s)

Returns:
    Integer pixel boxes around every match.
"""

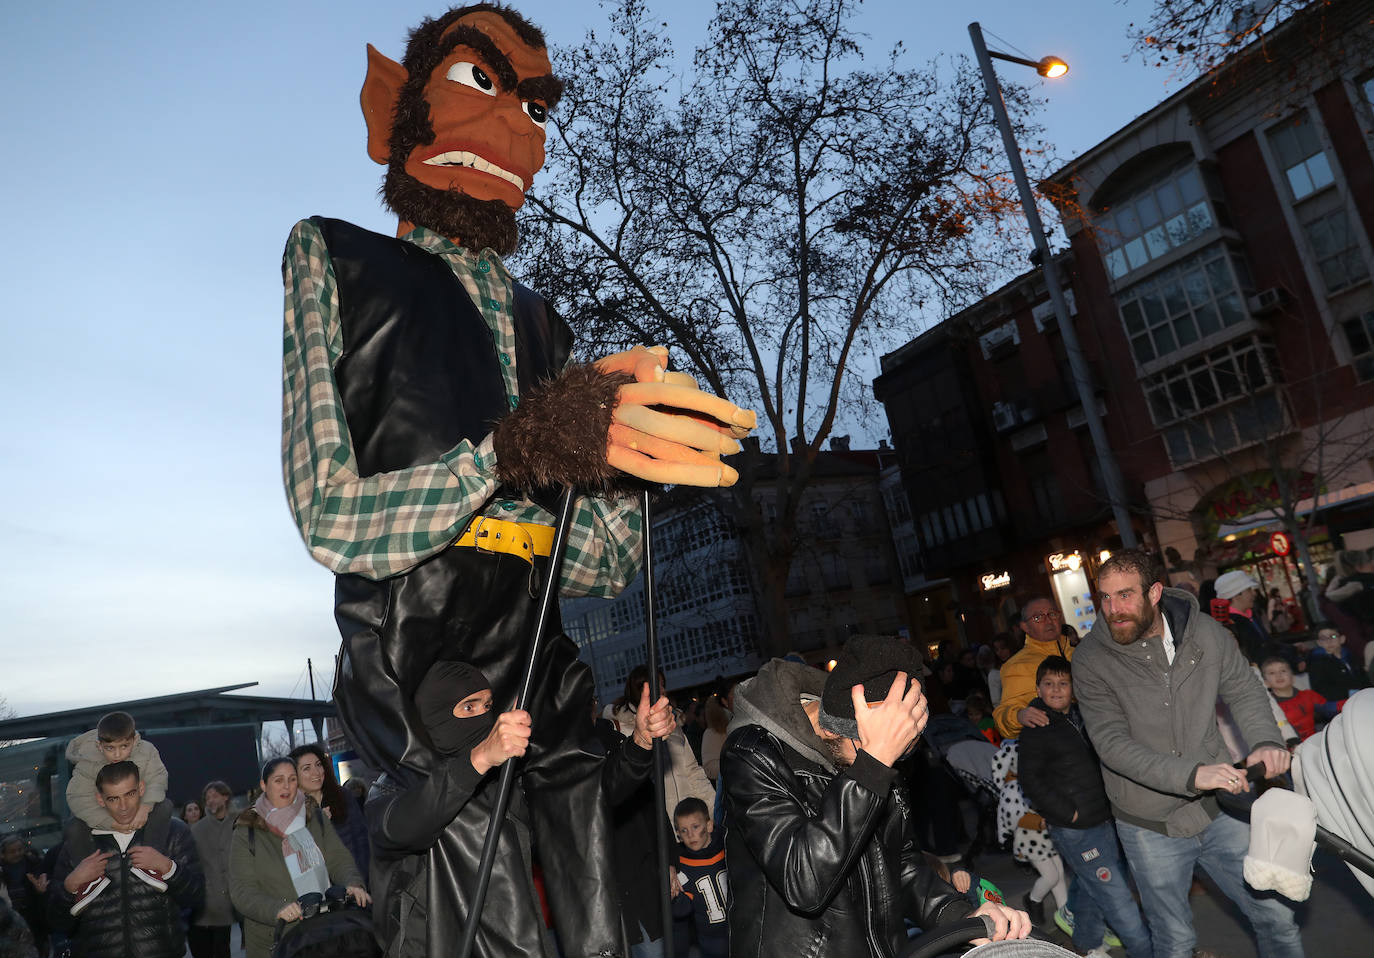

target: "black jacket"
[1015,699,1111,830]
[367,724,655,958]
[721,660,972,958]
[592,718,675,944]
[48,817,204,958]
[1306,647,1370,702]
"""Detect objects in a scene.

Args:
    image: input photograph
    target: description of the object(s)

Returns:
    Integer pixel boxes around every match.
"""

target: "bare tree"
[1127,0,1360,81]
[519,0,1040,656]
[0,694,15,748]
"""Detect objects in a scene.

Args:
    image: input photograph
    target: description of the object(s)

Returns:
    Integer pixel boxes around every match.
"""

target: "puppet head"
[363,4,563,254]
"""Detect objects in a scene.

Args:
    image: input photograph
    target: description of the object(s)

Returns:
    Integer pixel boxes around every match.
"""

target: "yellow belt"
[453,517,556,563]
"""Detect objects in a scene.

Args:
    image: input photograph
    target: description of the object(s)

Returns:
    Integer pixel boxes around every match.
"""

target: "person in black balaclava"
[367,660,675,957]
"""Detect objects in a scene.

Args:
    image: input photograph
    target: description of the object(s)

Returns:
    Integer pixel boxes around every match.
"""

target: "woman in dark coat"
[291,743,371,886]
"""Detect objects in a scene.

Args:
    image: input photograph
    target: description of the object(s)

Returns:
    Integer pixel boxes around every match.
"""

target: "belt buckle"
[472,517,534,561]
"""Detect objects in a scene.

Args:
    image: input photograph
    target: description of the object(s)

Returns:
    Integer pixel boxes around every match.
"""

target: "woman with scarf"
[229,757,369,958]
[290,742,372,887]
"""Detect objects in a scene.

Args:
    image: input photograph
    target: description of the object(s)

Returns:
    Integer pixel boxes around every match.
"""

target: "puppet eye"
[446,62,497,95]
[522,101,548,128]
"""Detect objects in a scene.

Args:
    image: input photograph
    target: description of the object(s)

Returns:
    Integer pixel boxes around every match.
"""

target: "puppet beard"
[383,165,519,256]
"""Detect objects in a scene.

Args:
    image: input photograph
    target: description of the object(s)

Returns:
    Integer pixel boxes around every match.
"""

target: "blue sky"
[0,0,1171,716]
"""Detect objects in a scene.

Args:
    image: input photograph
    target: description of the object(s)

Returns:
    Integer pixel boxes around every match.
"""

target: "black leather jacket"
[721,662,972,958]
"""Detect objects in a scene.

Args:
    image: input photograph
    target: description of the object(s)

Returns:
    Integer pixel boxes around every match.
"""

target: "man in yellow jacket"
[994,596,1075,738]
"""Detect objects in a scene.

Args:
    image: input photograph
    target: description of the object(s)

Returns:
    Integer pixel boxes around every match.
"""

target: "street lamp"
[967,22,1138,551]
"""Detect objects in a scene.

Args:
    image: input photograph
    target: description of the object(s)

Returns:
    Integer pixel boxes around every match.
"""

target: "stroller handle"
[1215,762,1374,879]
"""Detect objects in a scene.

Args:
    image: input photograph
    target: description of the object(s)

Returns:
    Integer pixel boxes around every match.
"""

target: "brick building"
[877,1,1374,638]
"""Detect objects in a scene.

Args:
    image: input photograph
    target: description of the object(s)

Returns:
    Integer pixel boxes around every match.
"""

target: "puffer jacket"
[228,802,363,958]
[1072,587,1283,837]
[721,659,973,958]
[47,817,204,958]
[1015,699,1111,830]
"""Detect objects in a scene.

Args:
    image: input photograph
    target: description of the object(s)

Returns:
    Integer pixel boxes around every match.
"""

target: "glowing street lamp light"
[1038,56,1069,79]
[967,22,1138,551]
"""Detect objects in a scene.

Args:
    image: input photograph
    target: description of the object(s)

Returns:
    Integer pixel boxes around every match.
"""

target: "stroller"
[1227,687,1374,902]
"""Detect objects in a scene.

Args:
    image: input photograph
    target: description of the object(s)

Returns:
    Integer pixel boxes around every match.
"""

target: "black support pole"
[641,488,675,958]
[455,484,578,958]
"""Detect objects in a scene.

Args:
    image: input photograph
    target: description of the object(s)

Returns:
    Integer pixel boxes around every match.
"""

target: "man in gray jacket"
[1072,549,1302,958]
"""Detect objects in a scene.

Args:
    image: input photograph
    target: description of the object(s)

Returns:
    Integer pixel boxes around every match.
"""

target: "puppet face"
[364,9,560,250]
[407,12,552,208]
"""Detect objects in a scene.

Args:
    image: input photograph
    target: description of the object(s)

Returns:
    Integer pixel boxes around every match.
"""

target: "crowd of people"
[5,549,1371,958]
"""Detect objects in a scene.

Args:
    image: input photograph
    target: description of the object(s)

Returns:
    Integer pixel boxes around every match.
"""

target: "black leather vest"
[314,217,572,478]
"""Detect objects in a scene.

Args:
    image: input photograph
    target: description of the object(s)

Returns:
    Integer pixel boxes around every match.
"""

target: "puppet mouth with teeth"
[421,148,528,193]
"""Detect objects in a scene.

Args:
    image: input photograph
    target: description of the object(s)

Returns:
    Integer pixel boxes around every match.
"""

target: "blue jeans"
[1050,821,1152,958]
[629,923,663,958]
[1116,814,1304,958]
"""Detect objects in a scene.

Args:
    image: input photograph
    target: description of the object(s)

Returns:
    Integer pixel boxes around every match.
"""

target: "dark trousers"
[334,546,621,957]
[187,924,231,958]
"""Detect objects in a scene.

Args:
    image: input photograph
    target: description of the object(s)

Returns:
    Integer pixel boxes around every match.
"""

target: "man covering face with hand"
[720,637,1030,957]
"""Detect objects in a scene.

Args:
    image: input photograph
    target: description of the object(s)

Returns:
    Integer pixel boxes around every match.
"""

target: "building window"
[1144,336,1288,464]
[1301,204,1368,293]
[1097,163,1214,280]
[1343,311,1374,382]
[1161,392,1286,465]
[1142,336,1279,427]
[1028,472,1063,521]
[1266,111,1368,296]
[1268,113,1335,201]
[1117,245,1249,364]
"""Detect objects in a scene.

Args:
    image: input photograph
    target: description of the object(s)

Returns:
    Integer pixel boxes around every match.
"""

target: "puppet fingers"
[613,403,743,455]
[595,345,669,383]
[618,382,757,434]
[607,444,739,487]
[609,423,724,468]
[663,370,698,389]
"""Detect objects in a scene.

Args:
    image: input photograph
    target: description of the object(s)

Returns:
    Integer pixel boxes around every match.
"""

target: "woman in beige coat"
[229,757,368,958]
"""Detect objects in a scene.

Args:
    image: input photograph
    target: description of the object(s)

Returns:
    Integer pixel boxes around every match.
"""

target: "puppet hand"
[595,345,670,383]
[606,376,757,488]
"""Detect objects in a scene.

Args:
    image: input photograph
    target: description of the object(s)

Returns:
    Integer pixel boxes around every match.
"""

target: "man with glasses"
[993,597,1074,738]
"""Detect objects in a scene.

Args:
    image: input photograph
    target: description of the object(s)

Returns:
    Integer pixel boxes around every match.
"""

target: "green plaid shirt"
[281,218,642,596]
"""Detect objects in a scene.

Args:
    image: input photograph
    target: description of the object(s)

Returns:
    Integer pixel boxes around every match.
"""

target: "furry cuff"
[493,364,633,494]
[1243,855,1312,902]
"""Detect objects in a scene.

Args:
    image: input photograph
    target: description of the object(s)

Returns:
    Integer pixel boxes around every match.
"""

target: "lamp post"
[968,22,1138,550]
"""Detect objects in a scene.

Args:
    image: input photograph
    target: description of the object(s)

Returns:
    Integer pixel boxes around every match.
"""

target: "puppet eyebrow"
[438,25,519,92]
[516,76,564,110]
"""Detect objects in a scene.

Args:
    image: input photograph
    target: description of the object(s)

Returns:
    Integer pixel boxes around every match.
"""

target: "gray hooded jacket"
[1072,587,1283,837]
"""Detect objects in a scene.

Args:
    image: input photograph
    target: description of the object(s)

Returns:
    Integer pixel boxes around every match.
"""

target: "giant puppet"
[279,4,754,955]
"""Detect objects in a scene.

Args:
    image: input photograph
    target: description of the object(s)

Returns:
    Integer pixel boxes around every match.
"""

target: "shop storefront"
[1045,550,1102,639]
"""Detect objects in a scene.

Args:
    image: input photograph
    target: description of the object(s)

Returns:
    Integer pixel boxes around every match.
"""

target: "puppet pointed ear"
[362,44,407,166]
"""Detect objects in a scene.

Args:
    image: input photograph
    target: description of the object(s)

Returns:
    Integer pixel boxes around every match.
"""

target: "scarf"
[253,791,329,898]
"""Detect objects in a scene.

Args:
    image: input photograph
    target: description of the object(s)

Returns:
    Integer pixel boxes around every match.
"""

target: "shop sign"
[1197,471,1320,537]
[1047,551,1083,573]
[1270,531,1292,556]
[979,570,1012,591]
